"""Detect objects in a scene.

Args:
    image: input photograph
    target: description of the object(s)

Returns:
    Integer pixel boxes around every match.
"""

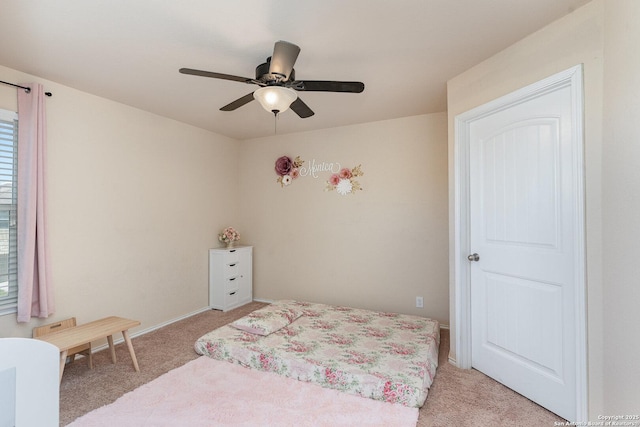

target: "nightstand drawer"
[224,262,239,278]
[225,276,240,291]
[225,289,239,306]
[224,250,240,264]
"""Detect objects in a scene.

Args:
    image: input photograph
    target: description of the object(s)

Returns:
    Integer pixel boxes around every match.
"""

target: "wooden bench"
[35,316,141,383]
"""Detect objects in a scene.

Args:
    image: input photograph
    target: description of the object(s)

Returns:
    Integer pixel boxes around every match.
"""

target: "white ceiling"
[0,0,590,140]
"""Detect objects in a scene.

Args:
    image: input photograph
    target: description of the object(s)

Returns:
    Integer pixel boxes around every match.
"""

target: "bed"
[194,300,440,407]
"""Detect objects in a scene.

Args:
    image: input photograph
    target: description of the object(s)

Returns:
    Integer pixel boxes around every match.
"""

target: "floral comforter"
[194,301,440,407]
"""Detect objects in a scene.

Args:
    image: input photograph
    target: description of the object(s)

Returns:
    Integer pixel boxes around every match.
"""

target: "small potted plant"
[218,226,240,248]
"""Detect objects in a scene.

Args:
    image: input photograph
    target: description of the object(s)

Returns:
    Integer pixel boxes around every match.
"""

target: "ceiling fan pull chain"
[274,110,279,134]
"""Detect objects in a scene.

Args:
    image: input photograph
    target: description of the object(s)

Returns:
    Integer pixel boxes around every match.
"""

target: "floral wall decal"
[326,165,364,195]
[274,155,363,195]
[275,155,304,187]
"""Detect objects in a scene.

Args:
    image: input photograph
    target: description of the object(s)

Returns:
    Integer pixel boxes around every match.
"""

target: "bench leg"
[59,350,68,383]
[122,330,140,372]
[107,335,116,364]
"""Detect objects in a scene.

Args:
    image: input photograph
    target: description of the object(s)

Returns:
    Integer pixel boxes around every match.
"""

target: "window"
[0,109,18,315]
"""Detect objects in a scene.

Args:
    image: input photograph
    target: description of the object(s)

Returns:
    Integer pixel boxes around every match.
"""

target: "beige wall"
[238,114,449,323]
[601,0,640,414]
[445,0,640,417]
[0,65,450,340]
[0,65,239,338]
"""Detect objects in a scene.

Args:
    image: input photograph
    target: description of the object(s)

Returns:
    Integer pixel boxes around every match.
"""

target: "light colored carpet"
[68,356,418,427]
[59,302,566,426]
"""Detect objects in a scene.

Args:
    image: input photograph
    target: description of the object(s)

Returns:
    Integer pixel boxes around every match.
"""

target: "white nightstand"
[208,246,253,311]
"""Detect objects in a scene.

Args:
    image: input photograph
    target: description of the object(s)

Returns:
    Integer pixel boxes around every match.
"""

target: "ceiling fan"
[179,40,365,118]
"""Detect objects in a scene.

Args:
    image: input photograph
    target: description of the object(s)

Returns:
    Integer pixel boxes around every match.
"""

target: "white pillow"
[230,304,303,336]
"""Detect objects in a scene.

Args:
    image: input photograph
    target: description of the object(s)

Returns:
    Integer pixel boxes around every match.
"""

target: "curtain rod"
[0,79,53,97]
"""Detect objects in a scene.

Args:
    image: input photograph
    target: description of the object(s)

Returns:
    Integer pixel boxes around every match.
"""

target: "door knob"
[467,253,480,262]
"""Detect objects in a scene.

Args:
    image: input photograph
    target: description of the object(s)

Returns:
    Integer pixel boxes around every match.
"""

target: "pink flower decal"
[325,164,363,195]
[339,168,352,179]
[275,156,293,176]
[276,156,304,187]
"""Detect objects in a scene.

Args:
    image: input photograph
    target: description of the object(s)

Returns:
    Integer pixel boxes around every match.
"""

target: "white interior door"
[462,67,585,421]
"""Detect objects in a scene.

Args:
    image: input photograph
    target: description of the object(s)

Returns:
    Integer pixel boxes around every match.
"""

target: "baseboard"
[88,306,211,354]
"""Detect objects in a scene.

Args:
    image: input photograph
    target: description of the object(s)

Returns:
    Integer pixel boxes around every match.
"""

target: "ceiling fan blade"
[220,92,255,111]
[290,97,315,118]
[294,80,365,93]
[269,41,300,80]
[179,68,254,84]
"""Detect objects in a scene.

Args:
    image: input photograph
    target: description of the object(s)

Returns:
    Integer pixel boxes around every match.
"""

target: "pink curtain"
[16,83,53,322]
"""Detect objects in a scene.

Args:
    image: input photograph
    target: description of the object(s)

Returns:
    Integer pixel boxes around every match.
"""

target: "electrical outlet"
[416,296,424,308]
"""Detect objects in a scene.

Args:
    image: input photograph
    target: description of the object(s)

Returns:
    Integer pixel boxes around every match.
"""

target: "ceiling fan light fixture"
[253,86,297,114]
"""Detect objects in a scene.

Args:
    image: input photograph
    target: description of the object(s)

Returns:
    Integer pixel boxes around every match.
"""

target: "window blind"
[0,110,18,315]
